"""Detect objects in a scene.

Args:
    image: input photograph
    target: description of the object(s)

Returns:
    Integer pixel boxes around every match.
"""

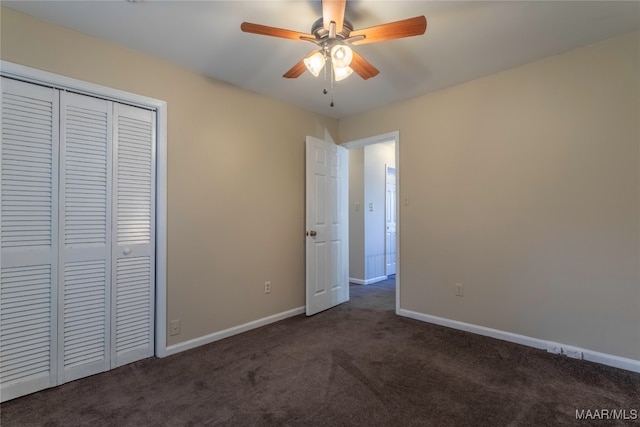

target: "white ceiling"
[5,1,639,119]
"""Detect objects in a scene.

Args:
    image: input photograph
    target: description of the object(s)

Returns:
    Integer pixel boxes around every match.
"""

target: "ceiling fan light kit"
[302,41,353,82]
[333,65,353,82]
[303,52,326,77]
[241,0,427,106]
[330,44,353,69]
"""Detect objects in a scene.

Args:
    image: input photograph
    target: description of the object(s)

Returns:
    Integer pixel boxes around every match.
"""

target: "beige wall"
[340,31,640,360]
[0,7,338,346]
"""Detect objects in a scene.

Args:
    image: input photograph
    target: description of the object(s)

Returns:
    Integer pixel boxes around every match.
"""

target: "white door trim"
[340,131,400,313]
[0,61,169,358]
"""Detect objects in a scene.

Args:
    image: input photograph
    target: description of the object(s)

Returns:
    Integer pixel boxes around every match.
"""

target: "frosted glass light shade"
[330,44,353,69]
[304,52,326,77]
[333,65,353,82]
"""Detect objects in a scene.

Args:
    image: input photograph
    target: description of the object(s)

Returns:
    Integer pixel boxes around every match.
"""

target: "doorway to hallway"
[342,131,399,313]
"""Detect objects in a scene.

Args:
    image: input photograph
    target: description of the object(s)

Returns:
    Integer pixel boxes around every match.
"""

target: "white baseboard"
[397,309,640,373]
[165,306,305,356]
[350,275,387,285]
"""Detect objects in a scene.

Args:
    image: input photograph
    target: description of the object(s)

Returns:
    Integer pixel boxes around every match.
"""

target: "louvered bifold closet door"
[111,103,155,367]
[0,78,59,402]
[57,92,112,384]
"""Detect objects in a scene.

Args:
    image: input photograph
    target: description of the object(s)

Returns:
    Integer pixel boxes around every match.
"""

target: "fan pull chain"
[321,53,335,107]
[330,66,335,107]
[322,52,328,95]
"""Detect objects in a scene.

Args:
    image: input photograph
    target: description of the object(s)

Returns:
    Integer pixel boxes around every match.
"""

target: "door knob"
[306,230,317,237]
[123,248,132,255]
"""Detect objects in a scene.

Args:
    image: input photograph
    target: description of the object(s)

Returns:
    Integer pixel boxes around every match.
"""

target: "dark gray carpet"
[2,277,639,426]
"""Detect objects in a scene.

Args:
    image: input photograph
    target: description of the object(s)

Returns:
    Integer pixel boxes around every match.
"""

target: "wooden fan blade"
[322,0,346,33]
[241,22,314,41]
[350,16,427,45]
[283,51,319,78]
[350,50,379,80]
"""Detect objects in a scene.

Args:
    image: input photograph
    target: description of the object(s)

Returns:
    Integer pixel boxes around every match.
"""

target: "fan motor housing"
[311,18,353,40]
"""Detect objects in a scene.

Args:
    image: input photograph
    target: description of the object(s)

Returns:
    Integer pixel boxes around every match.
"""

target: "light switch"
[402,196,410,206]
[170,319,180,336]
[368,203,374,212]
[355,203,360,212]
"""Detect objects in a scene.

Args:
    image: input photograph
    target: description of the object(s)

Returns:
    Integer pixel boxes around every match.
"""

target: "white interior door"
[305,136,348,316]
[111,103,155,367]
[58,91,112,384]
[0,78,60,401]
[385,166,396,276]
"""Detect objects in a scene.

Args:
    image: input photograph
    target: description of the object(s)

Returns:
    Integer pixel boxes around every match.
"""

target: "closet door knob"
[123,248,132,255]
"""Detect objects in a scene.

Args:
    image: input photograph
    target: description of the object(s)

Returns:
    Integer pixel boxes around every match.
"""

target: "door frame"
[341,131,400,313]
[0,61,169,357]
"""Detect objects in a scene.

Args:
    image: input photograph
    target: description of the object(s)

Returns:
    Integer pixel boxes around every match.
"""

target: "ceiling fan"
[240,0,427,82]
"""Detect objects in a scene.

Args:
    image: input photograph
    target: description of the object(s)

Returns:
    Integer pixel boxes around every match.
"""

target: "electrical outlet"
[264,281,271,294]
[562,347,583,360]
[546,343,562,354]
[455,283,464,297]
[170,319,180,336]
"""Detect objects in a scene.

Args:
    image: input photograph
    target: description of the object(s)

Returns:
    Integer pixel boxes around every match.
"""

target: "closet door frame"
[0,61,169,358]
